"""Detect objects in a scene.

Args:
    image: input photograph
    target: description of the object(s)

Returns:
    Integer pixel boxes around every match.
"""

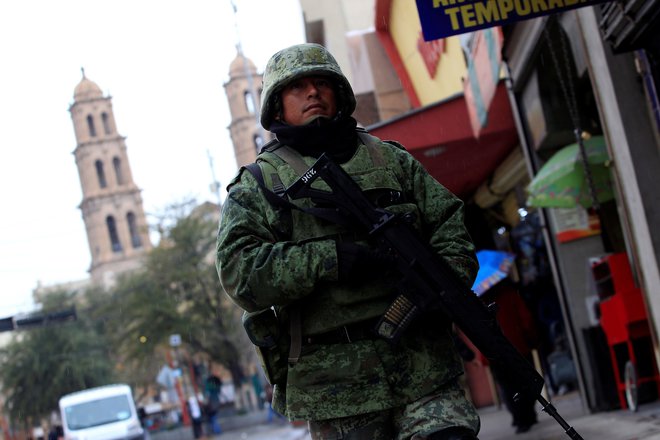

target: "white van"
[59,384,145,440]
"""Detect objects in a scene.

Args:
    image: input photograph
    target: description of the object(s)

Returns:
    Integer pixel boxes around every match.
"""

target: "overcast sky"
[0,0,306,317]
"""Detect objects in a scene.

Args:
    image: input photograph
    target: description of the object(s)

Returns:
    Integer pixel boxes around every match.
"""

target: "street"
[151,392,660,440]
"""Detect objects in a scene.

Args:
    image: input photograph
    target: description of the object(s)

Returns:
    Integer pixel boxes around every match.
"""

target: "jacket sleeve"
[403,151,478,288]
[216,169,339,312]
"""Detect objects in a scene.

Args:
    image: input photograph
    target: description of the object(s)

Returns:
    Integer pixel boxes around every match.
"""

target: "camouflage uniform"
[216,44,480,438]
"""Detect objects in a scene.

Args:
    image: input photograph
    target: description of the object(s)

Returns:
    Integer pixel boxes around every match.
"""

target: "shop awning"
[367,82,519,199]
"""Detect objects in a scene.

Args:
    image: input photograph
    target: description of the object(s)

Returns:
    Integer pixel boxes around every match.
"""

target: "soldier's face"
[279,76,337,126]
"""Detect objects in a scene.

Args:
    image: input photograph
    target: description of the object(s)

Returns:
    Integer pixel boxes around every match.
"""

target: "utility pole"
[207,149,222,206]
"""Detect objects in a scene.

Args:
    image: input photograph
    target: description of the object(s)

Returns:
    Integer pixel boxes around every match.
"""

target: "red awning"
[367,82,518,199]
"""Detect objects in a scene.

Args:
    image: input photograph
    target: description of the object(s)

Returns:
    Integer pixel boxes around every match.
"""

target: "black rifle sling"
[244,163,351,226]
[244,163,297,211]
[243,162,305,365]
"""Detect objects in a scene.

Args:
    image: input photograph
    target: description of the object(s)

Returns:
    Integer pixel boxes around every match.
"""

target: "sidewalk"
[151,408,311,440]
[478,391,660,439]
[154,393,660,440]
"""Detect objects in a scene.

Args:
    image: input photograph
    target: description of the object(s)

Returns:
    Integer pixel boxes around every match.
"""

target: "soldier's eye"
[315,79,330,88]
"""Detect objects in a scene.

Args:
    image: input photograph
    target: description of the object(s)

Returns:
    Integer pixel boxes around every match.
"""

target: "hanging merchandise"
[538,18,607,212]
[472,250,516,296]
[526,135,614,209]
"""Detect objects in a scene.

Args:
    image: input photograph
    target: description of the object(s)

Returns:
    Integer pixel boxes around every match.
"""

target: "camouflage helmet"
[260,43,356,130]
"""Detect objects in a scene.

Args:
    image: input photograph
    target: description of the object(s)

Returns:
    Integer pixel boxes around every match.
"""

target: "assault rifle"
[285,154,584,440]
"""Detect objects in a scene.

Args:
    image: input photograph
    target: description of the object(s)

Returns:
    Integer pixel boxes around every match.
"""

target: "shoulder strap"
[247,127,393,220]
[269,146,310,175]
[244,162,351,226]
[260,138,281,153]
[244,163,300,211]
[260,128,393,169]
[356,129,386,167]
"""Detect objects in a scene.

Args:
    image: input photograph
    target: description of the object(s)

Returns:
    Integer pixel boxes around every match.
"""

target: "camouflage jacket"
[216,135,478,420]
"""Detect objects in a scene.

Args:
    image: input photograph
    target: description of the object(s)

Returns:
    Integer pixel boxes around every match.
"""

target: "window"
[102,112,111,135]
[64,395,131,430]
[106,216,122,252]
[244,90,255,114]
[113,157,124,185]
[254,134,264,153]
[305,19,325,46]
[87,114,97,137]
[95,160,107,188]
[126,212,142,249]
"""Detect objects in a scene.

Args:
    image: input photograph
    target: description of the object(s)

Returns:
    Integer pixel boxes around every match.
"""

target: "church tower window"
[113,157,124,185]
[126,212,142,248]
[106,215,122,252]
[87,114,97,137]
[254,133,264,152]
[95,160,107,188]
[102,112,112,135]
[244,90,255,114]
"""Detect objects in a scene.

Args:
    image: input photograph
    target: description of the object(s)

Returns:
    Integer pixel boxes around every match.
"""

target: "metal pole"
[574,129,601,212]
[207,149,222,206]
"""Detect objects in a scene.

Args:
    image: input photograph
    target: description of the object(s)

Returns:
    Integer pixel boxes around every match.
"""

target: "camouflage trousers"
[308,379,480,440]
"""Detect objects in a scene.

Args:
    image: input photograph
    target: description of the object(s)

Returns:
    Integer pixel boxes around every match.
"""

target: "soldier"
[216,43,480,440]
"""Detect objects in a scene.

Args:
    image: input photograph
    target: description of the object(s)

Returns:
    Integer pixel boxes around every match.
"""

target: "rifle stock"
[286,154,584,440]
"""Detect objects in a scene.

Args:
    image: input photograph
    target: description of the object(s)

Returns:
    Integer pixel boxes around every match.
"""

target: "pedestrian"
[216,43,481,439]
[47,425,63,440]
[187,396,205,439]
[480,277,540,434]
[204,373,223,435]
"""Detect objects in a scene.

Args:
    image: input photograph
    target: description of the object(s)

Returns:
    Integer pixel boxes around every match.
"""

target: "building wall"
[347,30,412,125]
[299,0,375,86]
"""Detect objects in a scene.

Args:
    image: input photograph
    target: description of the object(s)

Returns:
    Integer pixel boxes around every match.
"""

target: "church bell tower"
[224,51,272,168]
[69,70,152,287]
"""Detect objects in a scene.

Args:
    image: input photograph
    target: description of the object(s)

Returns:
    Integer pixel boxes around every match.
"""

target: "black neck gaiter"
[269,116,359,164]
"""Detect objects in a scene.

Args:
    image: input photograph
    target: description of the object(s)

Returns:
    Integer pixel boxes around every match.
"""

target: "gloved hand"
[336,241,398,282]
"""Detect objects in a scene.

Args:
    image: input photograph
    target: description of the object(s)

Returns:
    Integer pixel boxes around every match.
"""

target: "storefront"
[373,0,660,413]
[502,7,660,411]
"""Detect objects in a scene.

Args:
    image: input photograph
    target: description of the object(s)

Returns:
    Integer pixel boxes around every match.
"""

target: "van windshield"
[64,395,132,430]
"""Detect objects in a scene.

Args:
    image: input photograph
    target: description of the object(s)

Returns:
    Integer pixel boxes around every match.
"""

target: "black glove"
[336,242,398,282]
